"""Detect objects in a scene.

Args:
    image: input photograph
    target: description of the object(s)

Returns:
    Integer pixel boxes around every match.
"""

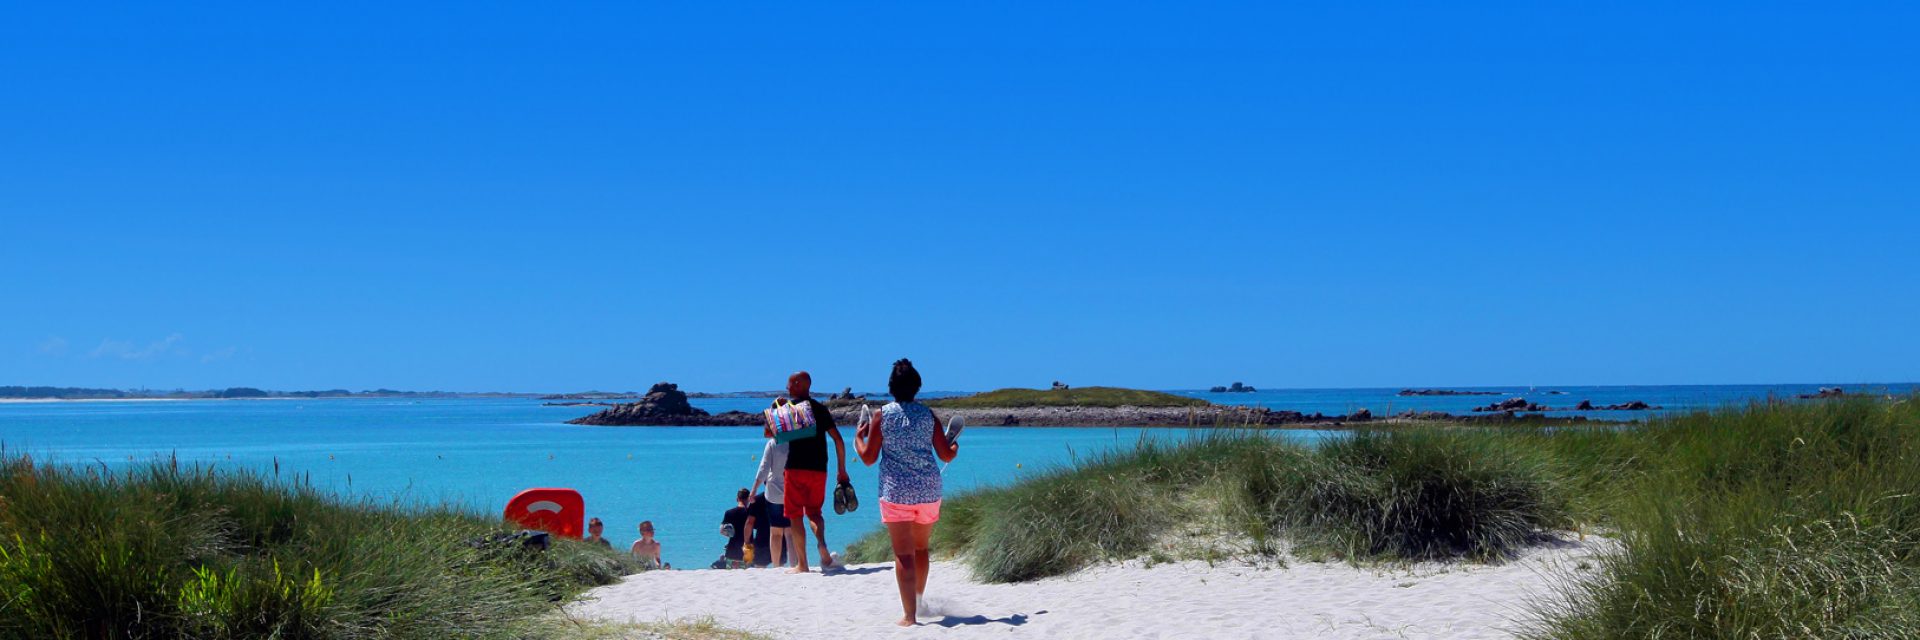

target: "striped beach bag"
[765,398,819,443]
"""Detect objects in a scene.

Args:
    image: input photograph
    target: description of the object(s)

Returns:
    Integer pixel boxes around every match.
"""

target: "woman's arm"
[931,413,959,462]
[855,410,883,465]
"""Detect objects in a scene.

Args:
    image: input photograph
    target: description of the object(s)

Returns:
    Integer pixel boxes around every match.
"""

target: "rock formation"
[1473,397,1547,412]
[567,382,758,426]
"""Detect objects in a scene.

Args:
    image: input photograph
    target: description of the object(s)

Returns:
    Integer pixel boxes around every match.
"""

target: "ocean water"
[1,383,1909,569]
[0,398,1327,570]
[1180,383,1920,420]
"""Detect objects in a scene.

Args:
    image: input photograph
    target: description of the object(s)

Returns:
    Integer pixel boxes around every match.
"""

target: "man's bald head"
[787,371,811,398]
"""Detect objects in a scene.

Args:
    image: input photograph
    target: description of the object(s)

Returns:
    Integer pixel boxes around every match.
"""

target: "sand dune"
[569,538,1609,639]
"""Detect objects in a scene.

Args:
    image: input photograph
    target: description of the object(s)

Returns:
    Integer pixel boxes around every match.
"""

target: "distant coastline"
[565,384,1616,428]
[0,386,543,402]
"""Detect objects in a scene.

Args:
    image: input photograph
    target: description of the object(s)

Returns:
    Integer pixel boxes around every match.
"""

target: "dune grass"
[0,454,641,640]
[847,428,1571,582]
[925,386,1209,409]
[852,395,1920,637]
[1525,396,1920,639]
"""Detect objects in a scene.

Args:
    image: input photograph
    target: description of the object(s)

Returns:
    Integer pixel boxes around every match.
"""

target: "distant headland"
[565,383,1609,428]
[0,386,540,401]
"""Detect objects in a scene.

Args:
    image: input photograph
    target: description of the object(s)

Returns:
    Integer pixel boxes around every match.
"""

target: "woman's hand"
[854,408,884,465]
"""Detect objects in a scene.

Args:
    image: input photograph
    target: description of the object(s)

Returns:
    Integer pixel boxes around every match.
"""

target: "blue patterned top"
[878,401,943,505]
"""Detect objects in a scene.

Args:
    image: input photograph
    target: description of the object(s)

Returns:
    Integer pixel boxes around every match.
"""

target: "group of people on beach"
[723,361,964,626]
[580,361,958,626]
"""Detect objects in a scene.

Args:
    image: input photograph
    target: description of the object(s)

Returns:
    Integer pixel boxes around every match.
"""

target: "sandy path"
[568,539,1607,639]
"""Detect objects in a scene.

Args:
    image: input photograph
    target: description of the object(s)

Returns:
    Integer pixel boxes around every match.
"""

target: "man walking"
[780,371,848,573]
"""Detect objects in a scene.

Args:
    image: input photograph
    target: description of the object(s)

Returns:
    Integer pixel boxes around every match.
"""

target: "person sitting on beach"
[712,488,751,569]
[855,358,959,627]
[584,517,612,548]
[631,521,667,569]
[778,371,849,573]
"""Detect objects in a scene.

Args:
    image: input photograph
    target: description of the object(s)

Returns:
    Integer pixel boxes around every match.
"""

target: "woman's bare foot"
[896,617,916,627]
[786,567,810,574]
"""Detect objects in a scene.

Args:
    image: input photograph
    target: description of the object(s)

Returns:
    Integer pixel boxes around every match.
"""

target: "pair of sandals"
[834,408,966,515]
[833,478,859,515]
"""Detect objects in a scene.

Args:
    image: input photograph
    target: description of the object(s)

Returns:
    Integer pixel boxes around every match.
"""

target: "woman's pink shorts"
[879,500,941,524]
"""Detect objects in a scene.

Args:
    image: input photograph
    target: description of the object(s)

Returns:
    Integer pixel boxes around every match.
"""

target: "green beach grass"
[1523,396,1920,639]
[0,454,643,640]
[850,395,1920,638]
[7,396,1916,638]
[925,386,1209,409]
[847,427,1573,581]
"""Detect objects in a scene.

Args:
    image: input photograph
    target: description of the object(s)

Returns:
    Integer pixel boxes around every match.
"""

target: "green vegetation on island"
[850,395,1920,638]
[925,386,1209,409]
[0,455,640,640]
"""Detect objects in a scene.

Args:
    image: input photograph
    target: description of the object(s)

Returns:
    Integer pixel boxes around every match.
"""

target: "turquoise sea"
[1,383,1910,569]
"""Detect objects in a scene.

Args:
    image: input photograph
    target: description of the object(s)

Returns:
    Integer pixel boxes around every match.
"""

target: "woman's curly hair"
[888,358,922,403]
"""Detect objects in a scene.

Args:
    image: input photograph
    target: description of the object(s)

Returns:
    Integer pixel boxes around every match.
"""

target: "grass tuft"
[849,429,1567,582]
[1526,397,1920,639]
[0,455,641,640]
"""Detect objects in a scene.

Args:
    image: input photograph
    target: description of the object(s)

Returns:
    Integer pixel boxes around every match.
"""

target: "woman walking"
[855,359,958,626]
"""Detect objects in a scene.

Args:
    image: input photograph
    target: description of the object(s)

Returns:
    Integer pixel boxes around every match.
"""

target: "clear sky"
[3,2,1915,393]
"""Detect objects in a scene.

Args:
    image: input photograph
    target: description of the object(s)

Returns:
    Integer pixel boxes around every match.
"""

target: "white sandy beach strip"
[569,538,1609,640]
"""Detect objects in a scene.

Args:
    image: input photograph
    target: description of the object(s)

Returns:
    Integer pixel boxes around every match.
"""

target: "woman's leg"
[769,527,787,567]
[912,521,934,598]
[885,521,918,626]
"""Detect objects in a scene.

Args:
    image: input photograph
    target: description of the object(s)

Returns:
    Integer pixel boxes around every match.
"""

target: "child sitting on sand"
[631,521,668,569]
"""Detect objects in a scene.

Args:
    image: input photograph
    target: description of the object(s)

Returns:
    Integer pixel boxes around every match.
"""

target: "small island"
[1207,382,1257,393]
[569,384,1600,428]
[1397,388,1502,396]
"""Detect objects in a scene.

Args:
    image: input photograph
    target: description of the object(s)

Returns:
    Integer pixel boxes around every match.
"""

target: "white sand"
[569,538,1610,639]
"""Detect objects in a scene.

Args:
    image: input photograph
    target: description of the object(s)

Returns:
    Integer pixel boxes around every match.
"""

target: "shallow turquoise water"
[0,398,1332,569]
[3,382,1909,569]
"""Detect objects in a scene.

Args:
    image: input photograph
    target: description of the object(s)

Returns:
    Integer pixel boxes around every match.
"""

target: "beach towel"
[764,399,818,444]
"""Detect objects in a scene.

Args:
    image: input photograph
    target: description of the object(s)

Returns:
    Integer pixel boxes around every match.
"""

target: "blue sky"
[3,2,1915,392]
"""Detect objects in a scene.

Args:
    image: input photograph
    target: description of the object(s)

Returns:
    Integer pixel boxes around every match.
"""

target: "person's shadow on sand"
[820,565,892,576]
[932,612,1038,628]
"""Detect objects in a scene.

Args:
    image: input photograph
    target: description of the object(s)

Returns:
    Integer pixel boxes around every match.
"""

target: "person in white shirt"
[751,428,792,568]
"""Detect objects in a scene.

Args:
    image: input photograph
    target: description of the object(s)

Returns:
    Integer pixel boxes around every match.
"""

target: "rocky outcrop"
[1476,397,1658,412]
[1209,382,1257,393]
[1473,397,1547,412]
[1395,410,1594,425]
[1799,387,1850,399]
[568,383,753,426]
[1397,389,1501,396]
[1051,381,1071,390]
